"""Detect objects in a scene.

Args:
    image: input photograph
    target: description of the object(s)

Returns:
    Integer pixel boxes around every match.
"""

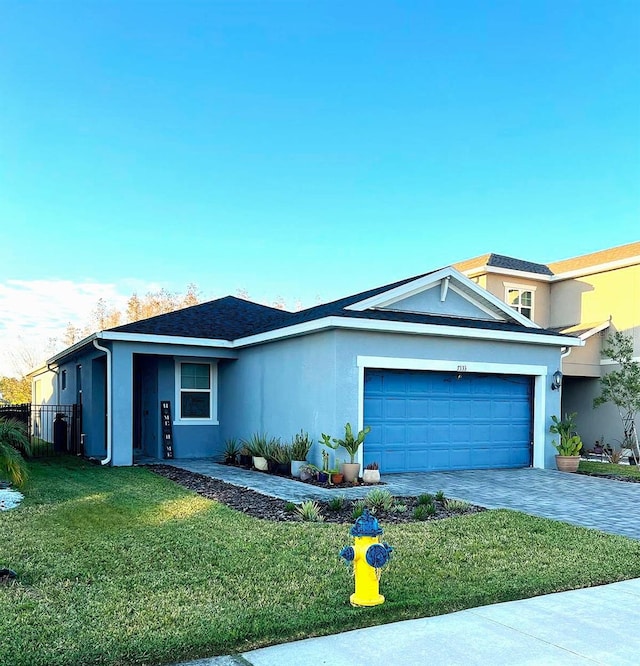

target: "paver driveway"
[167,460,640,540]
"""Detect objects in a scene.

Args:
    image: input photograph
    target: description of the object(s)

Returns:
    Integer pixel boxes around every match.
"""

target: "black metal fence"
[0,403,82,457]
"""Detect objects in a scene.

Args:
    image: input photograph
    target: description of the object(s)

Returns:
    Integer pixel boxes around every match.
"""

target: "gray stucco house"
[32,267,581,471]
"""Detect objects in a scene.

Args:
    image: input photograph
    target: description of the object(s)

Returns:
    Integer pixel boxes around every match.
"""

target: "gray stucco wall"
[221,328,564,470]
[220,331,338,468]
[562,374,632,453]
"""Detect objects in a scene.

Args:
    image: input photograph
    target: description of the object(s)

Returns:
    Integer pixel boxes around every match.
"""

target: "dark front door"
[133,356,159,458]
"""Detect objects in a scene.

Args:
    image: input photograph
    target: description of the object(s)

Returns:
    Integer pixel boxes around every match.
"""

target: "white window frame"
[504,282,536,320]
[174,359,219,425]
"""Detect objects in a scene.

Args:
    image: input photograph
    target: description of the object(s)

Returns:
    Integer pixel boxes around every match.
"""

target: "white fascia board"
[234,315,584,348]
[578,321,611,340]
[464,266,553,282]
[46,333,98,366]
[99,331,233,348]
[551,255,640,282]
[28,364,52,379]
[357,355,548,376]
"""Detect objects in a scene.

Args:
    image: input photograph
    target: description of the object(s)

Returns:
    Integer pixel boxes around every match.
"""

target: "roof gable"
[343,267,539,328]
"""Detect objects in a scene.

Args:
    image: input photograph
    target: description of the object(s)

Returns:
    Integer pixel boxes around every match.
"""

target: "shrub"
[435,490,445,503]
[328,496,345,512]
[365,488,394,513]
[351,499,366,520]
[0,418,31,487]
[417,493,434,506]
[295,500,324,522]
[413,505,428,521]
[291,431,313,461]
[444,498,471,513]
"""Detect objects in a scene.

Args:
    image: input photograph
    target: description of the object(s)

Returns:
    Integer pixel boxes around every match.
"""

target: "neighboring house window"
[61,370,67,390]
[505,286,534,319]
[175,361,218,424]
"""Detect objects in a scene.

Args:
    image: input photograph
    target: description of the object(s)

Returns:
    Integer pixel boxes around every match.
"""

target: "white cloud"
[0,279,138,377]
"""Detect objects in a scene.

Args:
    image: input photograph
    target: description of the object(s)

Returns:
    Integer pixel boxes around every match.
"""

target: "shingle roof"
[110,296,294,340]
[547,241,640,275]
[453,253,552,275]
[109,269,567,342]
[455,242,640,278]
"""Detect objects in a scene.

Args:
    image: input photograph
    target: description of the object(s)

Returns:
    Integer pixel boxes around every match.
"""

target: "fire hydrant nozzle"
[339,508,393,607]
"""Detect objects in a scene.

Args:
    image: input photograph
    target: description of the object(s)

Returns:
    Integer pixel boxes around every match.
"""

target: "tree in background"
[594,332,640,463]
[0,377,31,404]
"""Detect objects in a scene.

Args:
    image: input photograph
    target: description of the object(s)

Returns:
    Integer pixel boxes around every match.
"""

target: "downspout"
[47,362,60,404]
[93,338,112,466]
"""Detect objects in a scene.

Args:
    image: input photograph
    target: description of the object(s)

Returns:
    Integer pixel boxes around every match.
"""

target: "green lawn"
[579,460,640,478]
[2,458,640,666]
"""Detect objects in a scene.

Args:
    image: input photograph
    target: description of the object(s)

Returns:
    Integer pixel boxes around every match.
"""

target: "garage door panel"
[384,399,406,419]
[364,396,383,419]
[430,399,451,419]
[364,369,532,472]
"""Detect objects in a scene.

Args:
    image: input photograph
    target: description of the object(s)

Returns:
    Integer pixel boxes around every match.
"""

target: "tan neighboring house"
[455,241,640,451]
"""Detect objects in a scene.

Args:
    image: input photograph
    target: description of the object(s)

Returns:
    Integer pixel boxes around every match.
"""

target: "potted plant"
[317,450,330,483]
[270,440,292,475]
[323,423,371,483]
[290,430,313,478]
[329,468,344,484]
[550,413,583,472]
[239,445,252,468]
[222,438,240,465]
[299,463,319,482]
[244,433,269,471]
[362,461,380,484]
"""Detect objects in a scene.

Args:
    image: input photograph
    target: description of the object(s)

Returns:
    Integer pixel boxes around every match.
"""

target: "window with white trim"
[506,287,534,319]
[175,361,218,423]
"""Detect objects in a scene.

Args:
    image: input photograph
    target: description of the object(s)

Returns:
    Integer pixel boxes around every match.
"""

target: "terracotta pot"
[362,469,380,484]
[331,472,344,484]
[555,455,580,473]
[341,462,360,483]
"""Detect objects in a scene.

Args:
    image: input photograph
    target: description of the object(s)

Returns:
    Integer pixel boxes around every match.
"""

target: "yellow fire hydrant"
[339,508,393,607]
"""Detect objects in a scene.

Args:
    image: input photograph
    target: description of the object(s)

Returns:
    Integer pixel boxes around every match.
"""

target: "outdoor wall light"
[551,370,563,391]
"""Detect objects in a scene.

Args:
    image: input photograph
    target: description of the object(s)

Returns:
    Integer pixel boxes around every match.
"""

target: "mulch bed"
[147,464,484,524]
[577,471,640,483]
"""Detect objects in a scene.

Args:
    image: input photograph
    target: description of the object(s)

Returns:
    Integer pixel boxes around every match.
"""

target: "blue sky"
[1,1,639,373]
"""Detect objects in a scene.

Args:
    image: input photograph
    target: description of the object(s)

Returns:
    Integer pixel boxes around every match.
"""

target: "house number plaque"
[160,401,174,459]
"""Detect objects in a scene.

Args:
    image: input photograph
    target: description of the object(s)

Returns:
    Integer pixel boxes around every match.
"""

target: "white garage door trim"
[356,356,548,470]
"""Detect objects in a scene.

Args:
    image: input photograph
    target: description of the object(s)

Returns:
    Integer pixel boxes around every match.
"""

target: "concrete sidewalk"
[175,578,640,666]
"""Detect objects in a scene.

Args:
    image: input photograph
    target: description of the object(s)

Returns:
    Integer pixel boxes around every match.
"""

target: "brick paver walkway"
[165,459,640,540]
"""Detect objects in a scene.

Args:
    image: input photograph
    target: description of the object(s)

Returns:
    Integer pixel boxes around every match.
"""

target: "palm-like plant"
[0,418,31,487]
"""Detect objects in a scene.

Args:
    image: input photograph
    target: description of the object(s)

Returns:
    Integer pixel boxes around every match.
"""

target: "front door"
[133,356,159,459]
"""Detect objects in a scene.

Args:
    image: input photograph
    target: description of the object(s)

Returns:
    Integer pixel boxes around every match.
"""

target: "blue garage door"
[363,369,532,472]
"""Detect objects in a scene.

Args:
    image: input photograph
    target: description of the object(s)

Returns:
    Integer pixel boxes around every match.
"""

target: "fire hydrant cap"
[350,508,384,537]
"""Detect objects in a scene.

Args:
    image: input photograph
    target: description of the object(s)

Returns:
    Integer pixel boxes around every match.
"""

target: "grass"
[2,458,640,666]
[579,460,640,478]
